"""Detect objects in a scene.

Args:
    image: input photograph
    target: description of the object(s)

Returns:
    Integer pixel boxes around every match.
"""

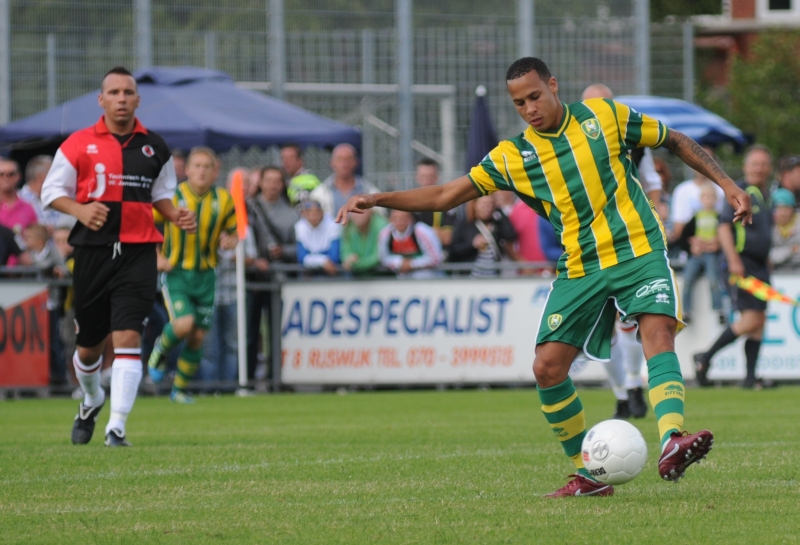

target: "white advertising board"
[280,277,608,385]
[281,274,800,386]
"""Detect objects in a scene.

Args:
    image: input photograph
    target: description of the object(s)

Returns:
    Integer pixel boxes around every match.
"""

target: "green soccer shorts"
[537,250,682,360]
[161,268,217,330]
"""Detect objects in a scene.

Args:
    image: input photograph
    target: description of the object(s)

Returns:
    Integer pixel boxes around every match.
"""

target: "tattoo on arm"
[663,130,729,183]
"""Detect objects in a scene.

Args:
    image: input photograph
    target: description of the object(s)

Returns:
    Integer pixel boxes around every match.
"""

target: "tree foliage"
[707,31,800,159]
[650,0,721,22]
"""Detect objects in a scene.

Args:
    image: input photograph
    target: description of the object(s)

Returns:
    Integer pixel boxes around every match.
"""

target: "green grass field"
[2,387,799,544]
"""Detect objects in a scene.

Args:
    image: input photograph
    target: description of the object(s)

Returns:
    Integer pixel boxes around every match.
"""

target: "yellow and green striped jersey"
[160,182,237,271]
[468,98,669,279]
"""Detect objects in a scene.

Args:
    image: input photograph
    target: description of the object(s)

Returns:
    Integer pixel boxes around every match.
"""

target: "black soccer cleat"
[627,387,648,418]
[693,353,712,387]
[71,401,105,445]
[612,399,631,419]
[104,428,132,447]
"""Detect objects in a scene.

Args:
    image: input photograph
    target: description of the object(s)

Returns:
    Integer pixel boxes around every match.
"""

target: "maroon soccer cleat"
[658,430,714,482]
[544,474,614,498]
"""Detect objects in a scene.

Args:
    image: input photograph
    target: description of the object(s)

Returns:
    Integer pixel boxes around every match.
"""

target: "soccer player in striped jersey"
[336,57,752,497]
[148,147,237,403]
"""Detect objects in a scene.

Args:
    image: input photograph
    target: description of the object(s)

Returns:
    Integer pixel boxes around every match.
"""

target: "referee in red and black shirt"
[42,67,197,447]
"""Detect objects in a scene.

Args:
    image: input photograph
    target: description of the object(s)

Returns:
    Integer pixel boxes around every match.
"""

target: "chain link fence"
[7,1,687,186]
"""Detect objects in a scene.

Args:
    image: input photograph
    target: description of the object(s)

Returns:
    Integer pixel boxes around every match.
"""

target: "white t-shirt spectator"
[670,179,726,226]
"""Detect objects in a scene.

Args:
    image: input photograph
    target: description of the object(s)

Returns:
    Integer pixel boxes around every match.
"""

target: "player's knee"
[77,346,103,366]
[111,329,141,349]
[187,328,205,350]
[172,316,195,337]
[532,356,562,385]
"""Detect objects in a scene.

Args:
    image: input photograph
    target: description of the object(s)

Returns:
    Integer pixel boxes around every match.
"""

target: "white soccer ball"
[581,419,648,485]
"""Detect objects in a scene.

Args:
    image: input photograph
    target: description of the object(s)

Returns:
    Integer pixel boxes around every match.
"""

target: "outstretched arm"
[335,176,480,225]
[662,130,752,225]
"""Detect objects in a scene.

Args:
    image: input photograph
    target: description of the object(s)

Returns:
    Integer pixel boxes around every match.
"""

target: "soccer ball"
[581,419,648,485]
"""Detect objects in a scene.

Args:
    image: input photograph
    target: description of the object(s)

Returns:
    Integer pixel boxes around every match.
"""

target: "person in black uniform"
[42,67,196,446]
[694,145,774,389]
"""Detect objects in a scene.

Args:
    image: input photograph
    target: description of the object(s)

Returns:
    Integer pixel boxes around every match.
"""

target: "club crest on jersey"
[142,145,155,157]
[547,314,563,330]
[580,119,601,140]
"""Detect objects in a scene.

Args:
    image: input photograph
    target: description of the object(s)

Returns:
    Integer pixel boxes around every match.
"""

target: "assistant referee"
[42,66,197,447]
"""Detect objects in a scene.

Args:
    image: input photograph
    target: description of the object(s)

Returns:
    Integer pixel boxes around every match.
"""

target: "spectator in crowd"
[0,222,23,266]
[296,198,341,275]
[777,155,800,207]
[249,166,298,265]
[695,145,774,390]
[23,223,67,385]
[281,143,321,206]
[341,207,388,276]
[172,149,187,182]
[769,188,800,270]
[247,165,299,381]
[537,217,564,264]
[52,226,76,390]
[412,159,458,249]
[0,157,38,246]
[280,144,311,179]
[669,148,725,241]
[378,209,443,278]
[502,191,549,267]
[311,144,378,217]
[247,166,262,198]
[653,156,673,225]
[678,183,725,325]
[450,195,519,278]
[19,155,72,231]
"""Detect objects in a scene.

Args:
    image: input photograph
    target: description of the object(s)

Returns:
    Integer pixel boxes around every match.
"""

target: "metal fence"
[4,1,689,186]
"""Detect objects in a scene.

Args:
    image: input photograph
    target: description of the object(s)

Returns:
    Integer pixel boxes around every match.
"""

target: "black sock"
[704,326,738,361]
[744,338,761,381]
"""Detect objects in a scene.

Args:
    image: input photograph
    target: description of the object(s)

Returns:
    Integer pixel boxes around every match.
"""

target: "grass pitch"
[2,386,799,544]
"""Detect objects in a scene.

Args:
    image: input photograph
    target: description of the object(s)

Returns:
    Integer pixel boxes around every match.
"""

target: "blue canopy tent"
[0,67,361,158]
[615,95,749,151]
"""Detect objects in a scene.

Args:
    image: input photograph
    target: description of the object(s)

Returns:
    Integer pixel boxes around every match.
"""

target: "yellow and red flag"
[229,170,249,241]
[729,275,799,306]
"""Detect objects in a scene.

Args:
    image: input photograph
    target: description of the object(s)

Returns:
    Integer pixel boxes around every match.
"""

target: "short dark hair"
[506,57,552,82]
[261,165,286,184]
[281,143,303,158]
[171,149,186,161]
[778,155,800,173]
[102,66,135,89]
[416,158,439,169]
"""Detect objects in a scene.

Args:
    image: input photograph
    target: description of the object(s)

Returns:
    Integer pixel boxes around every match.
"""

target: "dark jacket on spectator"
[449,209,517,263]
[247,195,299,263]
[0,224,21,266]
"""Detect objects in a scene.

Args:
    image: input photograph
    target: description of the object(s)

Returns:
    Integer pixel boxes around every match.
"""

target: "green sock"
[158,322,180,354]
[647,352,685,448]
[538,377,592,480]
[173,346,202,392]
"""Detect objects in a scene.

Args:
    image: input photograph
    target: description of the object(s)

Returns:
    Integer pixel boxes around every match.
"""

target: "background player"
[336,57,751,497]
[581,83,655,420]
[42,66,196,446]
[148,146,237,403]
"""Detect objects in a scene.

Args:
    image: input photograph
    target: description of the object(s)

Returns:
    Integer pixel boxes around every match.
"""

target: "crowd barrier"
[3,264,800,391]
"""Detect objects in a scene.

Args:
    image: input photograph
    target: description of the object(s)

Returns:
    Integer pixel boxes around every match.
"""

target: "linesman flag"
[230,170,249,240]
[729,275,799,306]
